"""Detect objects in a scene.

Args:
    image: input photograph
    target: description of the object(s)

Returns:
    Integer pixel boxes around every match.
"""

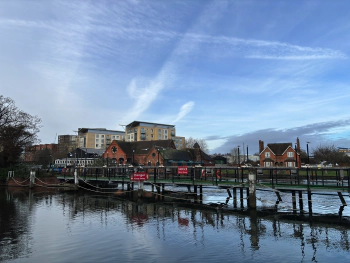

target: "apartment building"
[125,121,175,141]
[77,128,125,150]
[57,134,77,153]
[174,136,185,150]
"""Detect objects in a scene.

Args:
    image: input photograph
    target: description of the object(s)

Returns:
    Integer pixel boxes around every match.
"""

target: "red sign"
[178,166,188,175]
[131,172,149,181]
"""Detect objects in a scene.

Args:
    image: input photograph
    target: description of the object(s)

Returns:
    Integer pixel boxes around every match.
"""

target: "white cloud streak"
[173,101,195,123]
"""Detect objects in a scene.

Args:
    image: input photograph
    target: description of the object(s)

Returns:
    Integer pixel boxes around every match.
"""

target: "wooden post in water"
[292,191,297,214]
[248,173,256,209]
[240,187,244,208]
[307,190,312,216]
[233,188,237,208]
[29,170,35,188]
[74,169,79,190]
[299,191,304,213]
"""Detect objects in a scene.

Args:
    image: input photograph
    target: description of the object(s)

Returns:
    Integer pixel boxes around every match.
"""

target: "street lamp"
[154,145,161,166]
[246,145,249,163]
[306,142,310,165]
[237,146,240,167]
[294,143,298,168]
[132,149,135,165]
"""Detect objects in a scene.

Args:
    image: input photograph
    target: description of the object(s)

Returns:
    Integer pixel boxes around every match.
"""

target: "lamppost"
[294,143,298,168]
[306,142,310,165]
[154,145,160,166]
[246,145,249,163]
[237,146,240,167]
[132,149,135,165]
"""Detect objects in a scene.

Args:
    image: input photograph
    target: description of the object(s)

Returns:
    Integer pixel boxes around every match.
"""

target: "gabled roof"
[160,149,193,161]
[264,143,293,155]
[193,142,200,149]
[186,148,214,162]
[113,140,175,155]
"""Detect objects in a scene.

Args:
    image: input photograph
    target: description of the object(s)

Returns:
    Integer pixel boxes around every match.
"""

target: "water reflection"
[1,187,350,263]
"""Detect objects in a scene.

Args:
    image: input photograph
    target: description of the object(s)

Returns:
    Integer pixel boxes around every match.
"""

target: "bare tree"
[312,144,349,165]
[0,96,41,167]
[185,137,209,152]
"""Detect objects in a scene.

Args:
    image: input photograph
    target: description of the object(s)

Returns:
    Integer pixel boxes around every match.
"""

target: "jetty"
[7,166,350,218]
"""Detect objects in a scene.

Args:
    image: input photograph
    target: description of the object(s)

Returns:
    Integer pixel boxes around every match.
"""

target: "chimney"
[296,137,300,152]
[259,140,264,153]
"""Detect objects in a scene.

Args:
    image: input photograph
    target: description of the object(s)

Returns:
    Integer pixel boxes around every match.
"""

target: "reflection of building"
[259,139,300,168]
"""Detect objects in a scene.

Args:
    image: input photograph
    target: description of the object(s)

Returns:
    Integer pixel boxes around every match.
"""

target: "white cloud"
[173,101,195,123]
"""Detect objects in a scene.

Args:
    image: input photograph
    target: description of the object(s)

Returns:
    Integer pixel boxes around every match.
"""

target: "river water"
[1,186,350,263]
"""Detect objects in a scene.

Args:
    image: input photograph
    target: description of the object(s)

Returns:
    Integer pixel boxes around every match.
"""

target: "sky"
[1,0,350,155]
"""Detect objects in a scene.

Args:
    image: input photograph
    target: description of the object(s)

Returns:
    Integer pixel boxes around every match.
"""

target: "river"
[1,186,349,263]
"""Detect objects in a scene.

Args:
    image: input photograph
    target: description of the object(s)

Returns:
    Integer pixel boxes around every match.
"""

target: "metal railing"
[53,166,350,192]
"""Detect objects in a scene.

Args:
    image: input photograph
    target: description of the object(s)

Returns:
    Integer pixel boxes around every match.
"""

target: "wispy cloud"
[174,101,195,123]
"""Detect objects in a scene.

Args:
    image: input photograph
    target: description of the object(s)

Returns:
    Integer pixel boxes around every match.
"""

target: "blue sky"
[1,0,350,155]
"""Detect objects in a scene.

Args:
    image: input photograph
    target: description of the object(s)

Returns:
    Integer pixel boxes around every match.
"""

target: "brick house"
[103,140,176,166]
[259,138,301,168]
[102,140,213,166]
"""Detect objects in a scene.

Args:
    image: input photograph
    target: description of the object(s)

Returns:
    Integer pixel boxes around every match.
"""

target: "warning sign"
[178,166,188,175]
[131,172,149,181]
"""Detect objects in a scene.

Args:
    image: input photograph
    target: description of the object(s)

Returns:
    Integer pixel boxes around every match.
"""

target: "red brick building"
[24,144,58,162]
[102,139,213,166]
[259,138,301,168]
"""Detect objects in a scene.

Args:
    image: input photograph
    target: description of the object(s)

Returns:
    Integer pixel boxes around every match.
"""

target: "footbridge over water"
[9,166,350,219]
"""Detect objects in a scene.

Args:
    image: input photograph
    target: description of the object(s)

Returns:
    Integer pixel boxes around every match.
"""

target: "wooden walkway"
[53,166,350,218]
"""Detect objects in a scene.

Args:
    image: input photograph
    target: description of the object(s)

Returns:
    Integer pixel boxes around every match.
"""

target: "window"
[287,162,293,167]
[164,129,168,134]
[101,135,104,138]
[287,152,294,158]
[265,162,271,167]
[265,152,270,158]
